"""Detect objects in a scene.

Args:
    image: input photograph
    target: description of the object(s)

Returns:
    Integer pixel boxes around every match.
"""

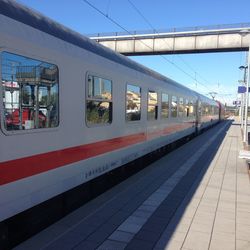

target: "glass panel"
[202,105,209,115]
[189,101,196,116]
[39,86,48,107]
[87,75,112,100]
[87,101,112,124]
[185,99,189,117]
[38,109,47,128]
[148,105,157,120]
[148,90,158,120]
[126,84,141,121]
[86,74,112,125]
[215,106,219,115]
[161,93,169,119]
[171,96,178,117]
[188,100,191,116]
[179,97,184,117]
[1,51,59,131]
[22,85,34,106]
[49,84,59,128]
[148,91,157,105]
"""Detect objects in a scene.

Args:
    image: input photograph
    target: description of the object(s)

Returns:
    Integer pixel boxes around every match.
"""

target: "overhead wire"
[127,0,240,103]
[126,0,213,89]
[128,0,243,105]
[83,0,213,93]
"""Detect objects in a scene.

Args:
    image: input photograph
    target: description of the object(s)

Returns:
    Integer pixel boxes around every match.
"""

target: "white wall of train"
[0,11,221,223]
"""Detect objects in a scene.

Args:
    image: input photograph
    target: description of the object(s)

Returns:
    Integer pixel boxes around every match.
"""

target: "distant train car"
[217,101,226,120]
[197,95,220,131]
[0,0,222,248]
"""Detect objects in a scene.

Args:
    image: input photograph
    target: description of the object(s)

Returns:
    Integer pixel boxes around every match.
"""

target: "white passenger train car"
[0,0,220,248]
[197,94,220,130]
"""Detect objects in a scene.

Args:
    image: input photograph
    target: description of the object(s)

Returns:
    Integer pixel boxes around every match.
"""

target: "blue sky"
[17,0,250,105]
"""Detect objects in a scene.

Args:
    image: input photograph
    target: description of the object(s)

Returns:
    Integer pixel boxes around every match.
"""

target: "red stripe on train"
[0,132,146,185]
[0,122,194,185]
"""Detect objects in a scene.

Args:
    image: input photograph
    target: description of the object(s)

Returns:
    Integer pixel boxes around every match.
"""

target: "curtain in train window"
[1,52,59,131]
[126,84,141,121]
[86,75,112,125]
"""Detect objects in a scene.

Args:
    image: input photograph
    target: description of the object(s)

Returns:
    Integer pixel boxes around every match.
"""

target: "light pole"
[239,66,248,130]
[245,57,250,144]
[239,64,250,143]
[238,29,250,144]
[238,80,244,128]
[239,66,248,82]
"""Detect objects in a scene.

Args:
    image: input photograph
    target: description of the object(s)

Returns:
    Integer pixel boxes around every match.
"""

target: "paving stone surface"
[15,119,250,250]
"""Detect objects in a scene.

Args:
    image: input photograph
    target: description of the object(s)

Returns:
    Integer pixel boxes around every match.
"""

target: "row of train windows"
[87,78,196,125]
[1,51,215,131]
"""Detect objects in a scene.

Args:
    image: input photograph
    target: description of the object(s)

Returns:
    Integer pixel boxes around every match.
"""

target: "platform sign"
[238,86,246,93]
[233,101,241,105]
[238,86,250,93]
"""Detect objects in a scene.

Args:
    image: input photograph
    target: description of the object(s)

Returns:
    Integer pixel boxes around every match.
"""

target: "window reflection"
[88,76,112,100]
[86,101,112,124]
[179,97,184,117]
[1,52,59,131]
[126,84,141,121]
[87,75,112,125]
[161,93,169,119]
[148,90,158,120]
[185,99,189,117]
[214,106,219,115]
[39,87,48,107]
[171,96,178,118]
[189,100,195,117]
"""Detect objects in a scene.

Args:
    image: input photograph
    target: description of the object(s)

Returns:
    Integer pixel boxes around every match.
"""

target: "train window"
[202,104,209,116]
[161,93,169,119]
[206,105,211,115]
[171,96,178,118]
[210,106,213,115]
[179,97,184,117]
[86,75,112,125]
[211,106,214,115]
[189,100,194,117]
[1,52,59,131]
[214,106,219,115]
[126,84,141,121]
[147,90,158,120]
[185,99,189,117]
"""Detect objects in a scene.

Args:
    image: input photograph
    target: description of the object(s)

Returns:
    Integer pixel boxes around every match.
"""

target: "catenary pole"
[243,49,250,143]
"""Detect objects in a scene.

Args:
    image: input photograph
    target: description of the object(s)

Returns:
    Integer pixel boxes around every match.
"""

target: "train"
[0,0,225,248]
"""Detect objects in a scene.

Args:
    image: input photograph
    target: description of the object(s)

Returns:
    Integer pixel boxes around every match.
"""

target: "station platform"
[15,119,250,250]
